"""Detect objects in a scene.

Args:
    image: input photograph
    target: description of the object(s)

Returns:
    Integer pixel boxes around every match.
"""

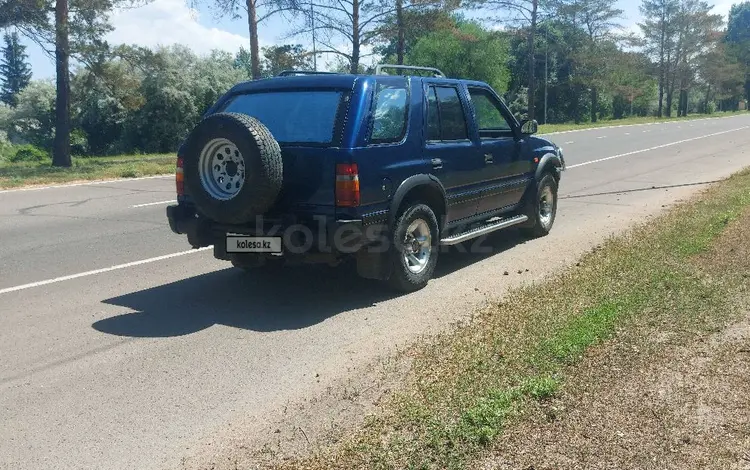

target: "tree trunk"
[350,0,360,74]
[704,84,710,114]
[526,0,538,121]
[666,91,673,117]
[680,88,688,117]
[246,0,261,79]
[396,0,404,65]
[53,0,71,167]
[657,10,665,118]
[590,87,597,123]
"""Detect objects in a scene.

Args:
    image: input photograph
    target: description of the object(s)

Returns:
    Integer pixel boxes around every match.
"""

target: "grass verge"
[264,168,750,470]
[538,110,747,134]
[0,154,175,189]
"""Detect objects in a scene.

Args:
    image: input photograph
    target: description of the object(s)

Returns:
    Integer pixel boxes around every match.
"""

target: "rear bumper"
[166,204,195,235]
[166,204,386,258]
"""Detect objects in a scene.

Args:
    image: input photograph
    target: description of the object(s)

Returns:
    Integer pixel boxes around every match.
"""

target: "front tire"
[387,204,440,292]
[520,173,558,238]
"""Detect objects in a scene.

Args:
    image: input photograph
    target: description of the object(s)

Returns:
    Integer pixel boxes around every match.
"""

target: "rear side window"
[370,80,408,144]
[426,87,440,141]
[221,90,344,144]
[468,88,513,133]
[426,86,469,141]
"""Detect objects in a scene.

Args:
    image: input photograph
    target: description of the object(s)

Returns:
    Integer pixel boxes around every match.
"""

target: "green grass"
[538,301,624,365]
[538,110,747,134]
[267,168,750,470]
[0,153,176,189]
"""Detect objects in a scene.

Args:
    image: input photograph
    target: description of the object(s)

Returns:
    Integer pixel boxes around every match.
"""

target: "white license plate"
[226,236,282,253]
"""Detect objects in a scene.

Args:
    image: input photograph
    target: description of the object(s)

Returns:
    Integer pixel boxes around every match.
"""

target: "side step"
[440,214,528,246]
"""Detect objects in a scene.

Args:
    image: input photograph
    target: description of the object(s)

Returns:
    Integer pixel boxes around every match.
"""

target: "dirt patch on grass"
[479,208,750,470]
[482,309,750,470]
[698,207,750,286]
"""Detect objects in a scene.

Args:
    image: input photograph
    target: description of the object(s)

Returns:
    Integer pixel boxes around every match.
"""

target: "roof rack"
[277,70,339,77]
[374,64,445,78]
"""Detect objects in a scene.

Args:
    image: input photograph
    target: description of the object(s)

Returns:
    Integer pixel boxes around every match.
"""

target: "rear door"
[422,82,485,223]
[466,86,529,213]
[219,88,350,217]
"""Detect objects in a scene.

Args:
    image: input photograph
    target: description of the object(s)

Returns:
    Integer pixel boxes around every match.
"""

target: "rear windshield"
[220,90,344,144]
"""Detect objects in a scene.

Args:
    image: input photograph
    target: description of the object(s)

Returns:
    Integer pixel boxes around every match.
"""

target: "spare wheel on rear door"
[182,112,283,225]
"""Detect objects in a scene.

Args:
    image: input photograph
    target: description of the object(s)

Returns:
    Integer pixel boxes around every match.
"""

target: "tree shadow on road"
[93,230,528,338]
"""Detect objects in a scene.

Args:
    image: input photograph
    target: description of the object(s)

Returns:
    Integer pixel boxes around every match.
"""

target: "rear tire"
[387,204,440,292]
[520,173,558,238]
[182,112,283,225]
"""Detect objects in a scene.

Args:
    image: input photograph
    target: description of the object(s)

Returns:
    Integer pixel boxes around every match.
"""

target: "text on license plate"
[226,236,282,253]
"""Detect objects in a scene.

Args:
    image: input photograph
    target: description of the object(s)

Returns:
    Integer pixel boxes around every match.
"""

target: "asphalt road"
[1,114,749,470]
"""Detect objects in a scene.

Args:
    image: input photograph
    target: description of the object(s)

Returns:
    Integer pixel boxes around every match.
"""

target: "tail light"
[336,163,360,207]
[176,156,184,196]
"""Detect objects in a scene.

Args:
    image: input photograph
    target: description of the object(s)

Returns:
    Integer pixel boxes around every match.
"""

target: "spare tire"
[182,112,283,225]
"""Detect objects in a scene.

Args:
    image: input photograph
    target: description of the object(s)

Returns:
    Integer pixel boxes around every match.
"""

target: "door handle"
[431,158,443,170]
[484,153,494,164]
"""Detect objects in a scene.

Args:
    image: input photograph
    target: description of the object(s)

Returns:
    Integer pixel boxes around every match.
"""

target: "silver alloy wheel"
[403,218,432,274]
[198,138,246,201]
[539,184,555,228]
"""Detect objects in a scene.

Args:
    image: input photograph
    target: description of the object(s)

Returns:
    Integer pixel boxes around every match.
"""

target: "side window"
[426,86,441,141]
[468,88,514,135]
[435,86,469,140]
[370,80,408,144]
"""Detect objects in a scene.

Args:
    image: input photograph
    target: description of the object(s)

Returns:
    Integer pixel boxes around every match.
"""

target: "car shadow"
[93,230,528,338]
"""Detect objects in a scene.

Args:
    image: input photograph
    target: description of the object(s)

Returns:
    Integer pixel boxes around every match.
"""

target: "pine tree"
[640,0,679,117]
[0,32,33,108]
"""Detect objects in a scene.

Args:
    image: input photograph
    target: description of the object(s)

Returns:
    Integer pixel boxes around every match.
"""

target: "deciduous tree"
[406,20,511,92]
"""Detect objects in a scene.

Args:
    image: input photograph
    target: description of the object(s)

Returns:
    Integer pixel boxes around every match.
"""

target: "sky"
[17,0,739,80]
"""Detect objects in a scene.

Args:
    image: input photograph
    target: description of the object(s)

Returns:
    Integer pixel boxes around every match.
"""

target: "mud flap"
[355,249,392,281]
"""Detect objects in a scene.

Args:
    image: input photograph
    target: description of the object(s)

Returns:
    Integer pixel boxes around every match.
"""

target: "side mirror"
[520,119,538,135]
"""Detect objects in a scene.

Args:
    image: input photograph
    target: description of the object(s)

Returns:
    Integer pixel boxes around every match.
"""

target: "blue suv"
[167,65,565,292]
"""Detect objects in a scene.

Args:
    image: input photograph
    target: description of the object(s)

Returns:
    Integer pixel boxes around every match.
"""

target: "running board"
[440,214,528,246]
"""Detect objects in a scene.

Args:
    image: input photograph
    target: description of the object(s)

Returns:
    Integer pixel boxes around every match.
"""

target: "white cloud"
[106,0,252,55]
[711,0,736,20]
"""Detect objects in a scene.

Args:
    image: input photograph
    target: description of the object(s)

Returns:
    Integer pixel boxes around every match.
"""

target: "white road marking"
[597,136,606,139]
[131,199,176,208]
[625,132,630,135]
[566,126,749,170]
[565,141,575,144]
[0,174,172,194]
[0,247,213,296]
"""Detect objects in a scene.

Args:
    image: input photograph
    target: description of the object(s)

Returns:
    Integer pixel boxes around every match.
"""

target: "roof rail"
[374,64,445,78]
[277,70,339,77]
